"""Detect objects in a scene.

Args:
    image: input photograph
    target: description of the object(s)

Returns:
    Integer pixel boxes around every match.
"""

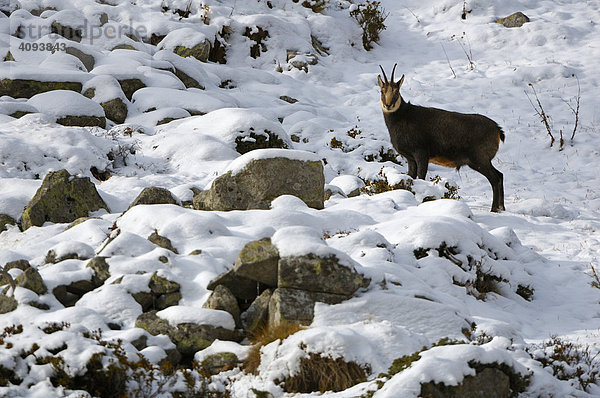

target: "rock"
[56,115,106,128]
[201,352,239,375]
[241,288,273,335]
[206,268,260,302]
[148,231,179,254]
[174,68,203,89]
[54,279,96,306]
[128,187,178,209]
[86,257,110,287]
[118,78,146,100]
[135,311,242,359]
[100,98,128,124]
[0,79,83,99]
[233,238,279,287]
[0,214,16,233]
[51,21,82,42]
[0,295,17,314]
[280,95,298,104]
[15,267,47,295]
[278,254,369,296]
[174,41,212,62]
[234,128,289,155]
[45,242,94,263]
[287,50,318,72]
[149,273,180,294]
[132,292,154,312]
[4,259,31,271]
[420,367,510,398]
[155,292,182,310]
[203,285,241,328]
[65,47,95,72]
[27,90,106,128]
[268,288,347,327]
[21,169,109,230]
[45,250,79,264]
[193,153,325,211]
[244,26,269,58]
[497,12,530,28]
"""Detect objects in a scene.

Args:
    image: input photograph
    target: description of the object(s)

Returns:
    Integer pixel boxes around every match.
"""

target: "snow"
[156,306,235,330]
[27,90,105,117]
[1,0,600,396]
[225,148,320,176]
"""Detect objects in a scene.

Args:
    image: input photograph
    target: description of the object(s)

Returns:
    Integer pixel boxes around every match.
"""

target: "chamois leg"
[406,157,417,179]
[414,152,429,180]
[470,161,504,212]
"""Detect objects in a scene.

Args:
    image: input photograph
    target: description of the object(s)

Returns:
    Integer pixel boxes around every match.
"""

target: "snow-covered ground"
[1,0,600,396]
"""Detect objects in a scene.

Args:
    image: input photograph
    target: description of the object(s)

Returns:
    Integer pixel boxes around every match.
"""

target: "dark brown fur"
[378,65,505,212]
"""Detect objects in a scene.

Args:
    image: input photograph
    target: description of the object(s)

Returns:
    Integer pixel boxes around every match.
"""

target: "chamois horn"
[379,65,388,83]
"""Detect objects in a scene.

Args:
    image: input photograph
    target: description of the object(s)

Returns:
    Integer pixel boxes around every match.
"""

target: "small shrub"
[360,168,414,195]
[430,175,461,199]
[244,321,304,374]
[350,0,389,50]
[295,0,328,13]
[282,353,368,393]
[516,284,534,301]
[526,336,599,392]
[590,266,600,289]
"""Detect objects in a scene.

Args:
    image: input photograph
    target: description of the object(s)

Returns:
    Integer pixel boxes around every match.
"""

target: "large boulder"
[21,169,109,230]
[233,238,279,287]
[193,149,325,211]
[278,254,369,297]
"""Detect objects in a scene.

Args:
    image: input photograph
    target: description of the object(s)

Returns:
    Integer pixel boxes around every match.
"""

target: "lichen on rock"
[21,169,109,230]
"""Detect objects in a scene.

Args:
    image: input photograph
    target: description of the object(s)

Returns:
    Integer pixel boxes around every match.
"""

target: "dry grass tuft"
[243,321,304,375]
[282,353,368,393]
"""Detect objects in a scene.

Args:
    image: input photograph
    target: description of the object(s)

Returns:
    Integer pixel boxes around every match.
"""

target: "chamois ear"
[377,75,384,89]
[397,74,405,88]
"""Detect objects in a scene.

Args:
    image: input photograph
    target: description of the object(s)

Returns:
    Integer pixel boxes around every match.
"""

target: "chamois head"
[377,64,405,114]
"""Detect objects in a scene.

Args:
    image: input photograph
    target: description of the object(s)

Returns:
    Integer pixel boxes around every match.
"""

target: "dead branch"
[526,83,555,147]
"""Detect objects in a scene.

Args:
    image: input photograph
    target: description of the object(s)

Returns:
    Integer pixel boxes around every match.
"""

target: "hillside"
[1,0,600,396]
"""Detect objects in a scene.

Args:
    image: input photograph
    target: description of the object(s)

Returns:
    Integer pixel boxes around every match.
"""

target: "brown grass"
[243,321,304,375]
[282,353,368,393]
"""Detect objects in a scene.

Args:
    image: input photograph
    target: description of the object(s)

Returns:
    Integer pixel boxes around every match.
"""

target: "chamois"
[377,64,505,212]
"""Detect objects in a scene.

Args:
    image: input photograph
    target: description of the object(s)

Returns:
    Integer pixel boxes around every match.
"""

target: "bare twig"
[563,74,581,142]
[526,83,555,147]
[404,6,420,23]
[440,43,456,78]
[456,32,474,70]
